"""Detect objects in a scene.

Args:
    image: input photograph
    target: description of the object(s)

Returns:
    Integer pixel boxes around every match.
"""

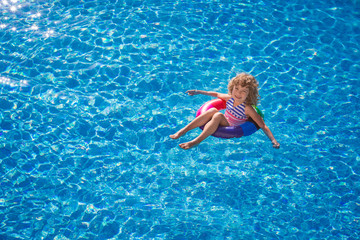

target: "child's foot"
[169,129,186,139]
[179,141,198,150]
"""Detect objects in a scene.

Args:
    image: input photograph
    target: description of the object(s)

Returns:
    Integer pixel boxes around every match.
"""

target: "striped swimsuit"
[224,98,248,126]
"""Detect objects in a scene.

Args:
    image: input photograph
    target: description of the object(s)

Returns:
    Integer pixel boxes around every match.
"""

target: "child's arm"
[186,90,230,100]
[245,105,280,149]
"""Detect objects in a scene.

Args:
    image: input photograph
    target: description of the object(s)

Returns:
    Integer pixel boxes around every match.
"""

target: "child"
[170,73,280,150]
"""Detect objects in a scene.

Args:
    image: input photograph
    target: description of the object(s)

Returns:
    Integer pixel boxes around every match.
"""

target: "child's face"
[232,85,249,103]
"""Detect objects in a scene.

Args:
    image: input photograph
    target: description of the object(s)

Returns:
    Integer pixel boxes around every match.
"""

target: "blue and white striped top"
[224,98,248,126]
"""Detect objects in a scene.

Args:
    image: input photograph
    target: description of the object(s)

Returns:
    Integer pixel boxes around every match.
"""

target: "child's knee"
[212,112,224,120]
[205,108,218,116]
[209,108,218,113]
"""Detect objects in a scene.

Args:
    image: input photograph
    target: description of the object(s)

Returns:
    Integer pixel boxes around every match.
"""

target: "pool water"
[1,0,360,239]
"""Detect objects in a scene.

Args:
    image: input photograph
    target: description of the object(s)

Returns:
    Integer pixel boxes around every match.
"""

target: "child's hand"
[186,90,199,96]
[272,140,280,149]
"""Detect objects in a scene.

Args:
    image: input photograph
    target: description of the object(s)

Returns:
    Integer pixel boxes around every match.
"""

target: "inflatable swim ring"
[196,98,264,139]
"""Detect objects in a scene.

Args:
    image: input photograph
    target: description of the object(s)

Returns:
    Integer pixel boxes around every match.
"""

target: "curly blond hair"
[228,73,259,106]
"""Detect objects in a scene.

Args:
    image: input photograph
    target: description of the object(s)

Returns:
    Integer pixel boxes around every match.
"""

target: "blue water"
[1,0,360,239]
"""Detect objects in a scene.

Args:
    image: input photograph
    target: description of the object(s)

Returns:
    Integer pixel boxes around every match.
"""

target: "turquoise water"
[1,0,360,239]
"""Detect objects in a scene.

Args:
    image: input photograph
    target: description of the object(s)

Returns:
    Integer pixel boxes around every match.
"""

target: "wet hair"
[228,73,259,106]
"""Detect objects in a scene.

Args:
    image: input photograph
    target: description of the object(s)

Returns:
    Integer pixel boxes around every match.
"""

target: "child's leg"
[170,108,219,139]
[179,112,229,149]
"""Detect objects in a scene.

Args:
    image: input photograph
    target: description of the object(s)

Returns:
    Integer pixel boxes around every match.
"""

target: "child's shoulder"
[244,103,257,113]
[218,93,231,101]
